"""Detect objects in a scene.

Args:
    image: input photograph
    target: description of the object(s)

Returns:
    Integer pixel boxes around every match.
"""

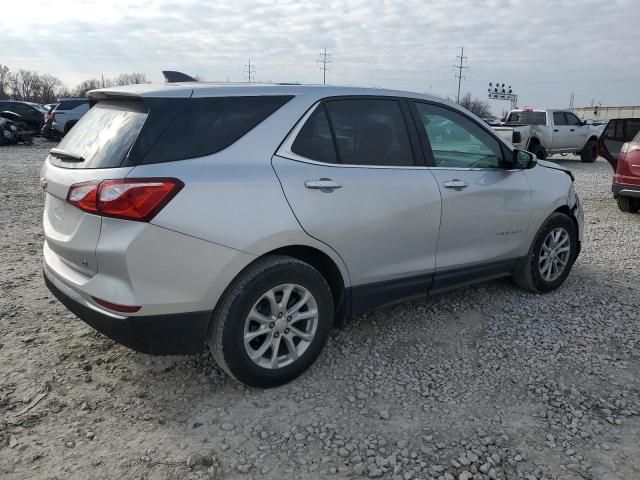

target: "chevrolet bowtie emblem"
[39,178,47,190]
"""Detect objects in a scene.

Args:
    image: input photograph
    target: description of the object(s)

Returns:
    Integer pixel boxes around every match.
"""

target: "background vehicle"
[0,111,35,145]
[0,100,47,130]
[51,98,90,136]
[598,118,640,212]
[499,108,604,162]
[491,124,531,150]
[41,103,60,140]
[42,84,583,388]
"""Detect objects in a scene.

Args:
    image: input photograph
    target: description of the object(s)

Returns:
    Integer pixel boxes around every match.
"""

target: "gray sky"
[2,0,638,113]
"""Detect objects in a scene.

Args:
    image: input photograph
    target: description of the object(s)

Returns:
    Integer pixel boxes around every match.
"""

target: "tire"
[208,255,334,388]
[529,143,547,160]
[513,213,578,293]
[580,139,597,163]
[617,196,640,213]
[64,121,76,134]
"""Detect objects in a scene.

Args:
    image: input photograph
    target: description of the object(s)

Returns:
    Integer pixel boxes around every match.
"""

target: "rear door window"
[51,100,147,169]
[143,96,293,164]
[322,99,414,166]
[291,106,337,163]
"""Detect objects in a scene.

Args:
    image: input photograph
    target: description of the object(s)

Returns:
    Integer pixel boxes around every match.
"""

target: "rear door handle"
[553,129,559,132]
[570,128,575,132]
[305,178,342,190]
[443,179,468,189]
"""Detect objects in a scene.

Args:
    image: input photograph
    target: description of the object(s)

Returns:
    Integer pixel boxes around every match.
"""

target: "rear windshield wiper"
[49,148,85,162]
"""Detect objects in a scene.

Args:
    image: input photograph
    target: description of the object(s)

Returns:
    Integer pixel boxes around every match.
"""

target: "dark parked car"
[0,101,47,130]
[598,118,640,212]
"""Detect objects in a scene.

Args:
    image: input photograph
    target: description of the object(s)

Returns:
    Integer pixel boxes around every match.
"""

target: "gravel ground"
[1,139,639,480]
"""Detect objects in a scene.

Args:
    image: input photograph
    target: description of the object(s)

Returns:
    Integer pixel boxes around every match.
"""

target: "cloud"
[2,0,638,109]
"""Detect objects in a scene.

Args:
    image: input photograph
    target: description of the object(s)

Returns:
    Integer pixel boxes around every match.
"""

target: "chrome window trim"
[276,100,522,172]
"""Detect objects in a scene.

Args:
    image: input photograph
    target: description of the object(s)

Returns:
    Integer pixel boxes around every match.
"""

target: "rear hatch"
[41,99,148,277]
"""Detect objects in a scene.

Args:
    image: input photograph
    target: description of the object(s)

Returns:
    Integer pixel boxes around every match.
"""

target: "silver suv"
[41,84,583,387]
[51,98,90,136]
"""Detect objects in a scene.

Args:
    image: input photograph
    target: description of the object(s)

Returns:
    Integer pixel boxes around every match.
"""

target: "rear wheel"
[580,139,597,163]
[514,213,578,293]
[64,121,77,135]
[529,143,547,160]
[208,255,334,388]
[617,196,640,213]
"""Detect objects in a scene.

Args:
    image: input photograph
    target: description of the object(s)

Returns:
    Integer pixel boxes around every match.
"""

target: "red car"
[598,118,640,213]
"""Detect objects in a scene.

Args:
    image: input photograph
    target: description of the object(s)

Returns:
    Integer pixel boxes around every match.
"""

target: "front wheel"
[208,255,334,388]
[580,139,597,163]
[514,213,578,293]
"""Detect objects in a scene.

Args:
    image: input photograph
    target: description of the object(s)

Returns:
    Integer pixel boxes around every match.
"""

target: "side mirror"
[513,149,537,169]
[584,119,593,125]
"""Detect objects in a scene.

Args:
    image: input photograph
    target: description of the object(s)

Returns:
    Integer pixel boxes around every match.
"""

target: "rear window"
[51,100,147,169]
[506,111,546,125]
[143,96,293,164]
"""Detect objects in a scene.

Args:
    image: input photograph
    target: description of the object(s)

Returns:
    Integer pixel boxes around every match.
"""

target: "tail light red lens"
[66,178,184,222]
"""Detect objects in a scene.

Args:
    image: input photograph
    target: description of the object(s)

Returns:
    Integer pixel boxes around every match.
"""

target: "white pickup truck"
[491,108,604,163]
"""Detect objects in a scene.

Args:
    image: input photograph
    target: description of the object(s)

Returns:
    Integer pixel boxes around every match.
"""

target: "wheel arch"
[528,136,541,147]
[553,205,581,256]
[267,245,348,322]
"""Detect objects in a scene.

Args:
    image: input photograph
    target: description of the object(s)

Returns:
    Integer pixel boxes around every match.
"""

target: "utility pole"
[244,59,255,83]
[453,47,468,104]
[101,73,105,88]
[317,47,331,85]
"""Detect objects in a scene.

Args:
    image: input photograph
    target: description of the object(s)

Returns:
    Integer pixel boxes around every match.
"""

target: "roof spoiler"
[162,70,197,83]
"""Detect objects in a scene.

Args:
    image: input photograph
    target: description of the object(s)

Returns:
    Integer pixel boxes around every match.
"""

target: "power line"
[317,47,331,85]
[244,58,255,83]
[453,46,468,104]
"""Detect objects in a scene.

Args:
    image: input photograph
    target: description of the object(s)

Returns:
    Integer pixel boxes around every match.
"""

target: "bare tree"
[8,70,41,101]
[0,65,10,100]
[459,92,492,118]
[73,78,103,98]
[113,73,149,86]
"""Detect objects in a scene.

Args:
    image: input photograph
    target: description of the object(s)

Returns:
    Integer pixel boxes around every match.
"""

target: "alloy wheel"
[538,227,571,282]
[243,284,318,369]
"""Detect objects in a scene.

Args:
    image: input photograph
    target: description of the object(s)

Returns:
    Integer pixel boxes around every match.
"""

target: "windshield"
[51,100,147,169]
[506,111,546,125]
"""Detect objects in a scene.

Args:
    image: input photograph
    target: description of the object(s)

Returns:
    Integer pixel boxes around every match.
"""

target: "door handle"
[570,128,575,132]
[305,178,342,190]
[443,179,468,189]
[553,129,559,132]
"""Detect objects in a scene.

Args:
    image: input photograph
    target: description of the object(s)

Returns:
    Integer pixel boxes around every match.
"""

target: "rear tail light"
[621,142,640,154]
[66,178,184,222]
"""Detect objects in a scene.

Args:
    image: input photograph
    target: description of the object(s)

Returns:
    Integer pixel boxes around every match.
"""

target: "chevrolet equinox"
[41,84,584,387]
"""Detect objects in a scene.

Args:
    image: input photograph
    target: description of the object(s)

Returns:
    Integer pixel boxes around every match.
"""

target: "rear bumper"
[44,271,209,355]
[613,184,640,199]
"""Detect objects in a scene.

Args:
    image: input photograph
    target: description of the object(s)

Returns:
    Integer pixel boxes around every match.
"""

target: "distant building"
[571,105,640,121]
